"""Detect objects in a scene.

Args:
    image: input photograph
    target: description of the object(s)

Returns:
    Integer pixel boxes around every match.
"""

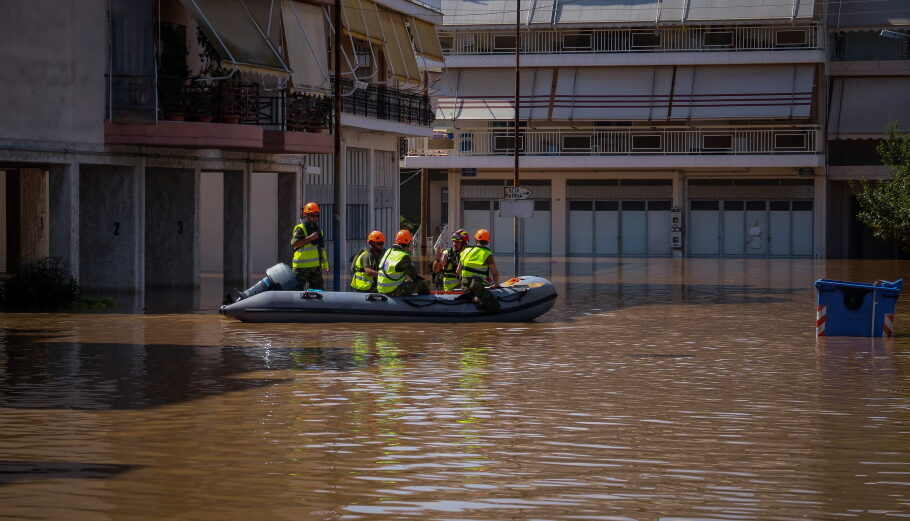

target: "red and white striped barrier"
[883,314,895,338]
[816,305,827,337]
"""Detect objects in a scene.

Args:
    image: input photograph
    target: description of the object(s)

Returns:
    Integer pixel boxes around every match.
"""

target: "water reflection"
[0,258,908,521]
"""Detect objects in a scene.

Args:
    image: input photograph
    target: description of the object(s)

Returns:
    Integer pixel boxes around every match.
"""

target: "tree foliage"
[851,122,910,251]
[0,258,80,311]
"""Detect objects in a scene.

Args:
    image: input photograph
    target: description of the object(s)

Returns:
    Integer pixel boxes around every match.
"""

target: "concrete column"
[199,171,224,274]
[277,171,297,268]
[0,170,7,273]
[550,175,567,257]
[134,159,145,293]
[672,170,685,258]
[814,169,827,259]
[49,162,80,280]
[19,168,49,264]
[249,171,278,279]
[447,169,459,231]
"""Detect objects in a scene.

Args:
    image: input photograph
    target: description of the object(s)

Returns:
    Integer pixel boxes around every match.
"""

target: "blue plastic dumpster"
[814,278,903,337]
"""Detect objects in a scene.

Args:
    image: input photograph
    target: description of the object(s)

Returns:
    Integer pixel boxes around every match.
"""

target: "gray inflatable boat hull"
[220,276,557,323]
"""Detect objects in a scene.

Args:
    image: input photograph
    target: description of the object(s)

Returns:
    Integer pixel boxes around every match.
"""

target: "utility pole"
[332,0,343,291]
[512,0,521,276]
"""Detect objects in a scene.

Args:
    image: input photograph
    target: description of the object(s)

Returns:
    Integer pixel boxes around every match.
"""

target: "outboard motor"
[228,263,297,303]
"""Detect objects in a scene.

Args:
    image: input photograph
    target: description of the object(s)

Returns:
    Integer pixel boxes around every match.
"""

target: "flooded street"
[1,258,909,520]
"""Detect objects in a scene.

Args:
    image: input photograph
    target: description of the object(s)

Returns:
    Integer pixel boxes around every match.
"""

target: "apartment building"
[0,0,441,294]
[405,0,908,259]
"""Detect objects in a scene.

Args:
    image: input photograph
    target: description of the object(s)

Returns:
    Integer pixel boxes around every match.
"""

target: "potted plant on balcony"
[193,28,239,124]
[157,22,190,121]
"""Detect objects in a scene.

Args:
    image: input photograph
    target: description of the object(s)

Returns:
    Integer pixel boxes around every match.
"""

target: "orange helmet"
[395,229,413,245]
[367,230,385,243]
[303,202,320,215]
[474,229,491,242]
[451,229,469,243]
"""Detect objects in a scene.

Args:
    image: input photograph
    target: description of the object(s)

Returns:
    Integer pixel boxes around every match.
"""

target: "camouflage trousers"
[388,278,430,296]
[293,267,324,290]
[460,276,501,313]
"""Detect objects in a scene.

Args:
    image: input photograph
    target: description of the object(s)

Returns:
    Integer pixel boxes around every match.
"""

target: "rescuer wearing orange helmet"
[350,230,386,292]
[376,229,430,296]
[432,228,469,291]
[290,202,330,290]
[456,228,501,313]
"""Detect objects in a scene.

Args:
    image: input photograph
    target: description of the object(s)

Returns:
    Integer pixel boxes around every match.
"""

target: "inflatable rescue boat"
[219,264,557,323]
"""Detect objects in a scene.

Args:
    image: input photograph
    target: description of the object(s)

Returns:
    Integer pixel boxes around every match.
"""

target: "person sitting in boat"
[377,230,430,296]
[432,228,469,291]
[291,202,329,290]
[350,230,385,293]
[457,229,501,313]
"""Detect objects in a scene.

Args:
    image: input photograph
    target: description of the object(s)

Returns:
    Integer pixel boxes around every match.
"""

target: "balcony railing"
[440,25,820,56]
[406,126,820,157]
[830,32,910,61]
[335,78,435,126]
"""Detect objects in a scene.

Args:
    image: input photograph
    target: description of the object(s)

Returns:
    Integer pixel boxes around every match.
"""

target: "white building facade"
[405,0,909,259]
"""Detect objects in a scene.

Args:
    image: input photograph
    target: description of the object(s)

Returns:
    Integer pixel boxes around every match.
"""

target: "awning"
[829,77,910,137]
[827,0,910,28]
[282,0,330,91]
[435,68,553,120]
[380,10,422,83]
[552,67,673,120]
[409,17,444,61]
[342,0,384,43]
[180,0,289,75]
[442,0,814,26]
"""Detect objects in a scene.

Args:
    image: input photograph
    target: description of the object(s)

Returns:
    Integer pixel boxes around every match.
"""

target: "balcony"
[403,126,823,169]
[441,25,821,56]
[830,31,910,61]
[335,78,435,127]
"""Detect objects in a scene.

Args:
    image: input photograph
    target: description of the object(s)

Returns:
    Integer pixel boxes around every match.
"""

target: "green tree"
[851,122,910,251]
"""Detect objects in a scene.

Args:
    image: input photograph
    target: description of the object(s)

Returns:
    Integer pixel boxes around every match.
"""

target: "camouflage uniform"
[460,276,501,313]
[386,253,430,296]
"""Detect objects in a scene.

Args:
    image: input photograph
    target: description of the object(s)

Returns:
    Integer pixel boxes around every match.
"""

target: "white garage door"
[688,199,813,256]
[463,199,551,254]
[568,200,672,256]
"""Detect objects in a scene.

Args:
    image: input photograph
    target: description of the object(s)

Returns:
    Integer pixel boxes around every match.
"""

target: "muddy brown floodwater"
[1,258,909,521]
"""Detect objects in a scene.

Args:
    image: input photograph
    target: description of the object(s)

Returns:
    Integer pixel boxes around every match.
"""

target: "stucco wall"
[0,1,107,144]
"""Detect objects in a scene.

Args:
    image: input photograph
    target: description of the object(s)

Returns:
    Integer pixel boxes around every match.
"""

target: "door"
[722,200,745,255]
[523,199,551,254]
[621,201,647,255]
[492,200,516,255]
[463,200,492,243]
[769,201,792,256]
[689,200,720,255]
[594,201,619,255]
[745,200,767,256]
[568,200,594,254]
[791,200,813,256]
[646,200,671,255]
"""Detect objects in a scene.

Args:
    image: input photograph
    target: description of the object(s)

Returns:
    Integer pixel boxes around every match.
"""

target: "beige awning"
[282,0,330,91]
[342,0,384,44]
[409,17,443,62]
[829,77,910,137]
[380,9,421,83]
[180,0,289,76]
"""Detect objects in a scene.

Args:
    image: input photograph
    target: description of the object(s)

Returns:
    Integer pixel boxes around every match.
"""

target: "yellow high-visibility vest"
[377,246,408,294]
[459,245,492,279]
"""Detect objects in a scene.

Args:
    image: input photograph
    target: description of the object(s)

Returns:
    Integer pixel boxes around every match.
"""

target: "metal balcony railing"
[335,78,435,126]
[829,33,910,61]
[440,24,821,56]
[406,126,820,157]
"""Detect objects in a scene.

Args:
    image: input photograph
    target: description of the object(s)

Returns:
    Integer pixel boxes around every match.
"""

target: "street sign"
[503,186,531,200]
[500,199,533,218]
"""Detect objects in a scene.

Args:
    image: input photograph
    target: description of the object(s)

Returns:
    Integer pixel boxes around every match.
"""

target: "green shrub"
[0,258,80,311]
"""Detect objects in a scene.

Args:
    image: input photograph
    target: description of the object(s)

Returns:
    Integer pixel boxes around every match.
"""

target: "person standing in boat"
[350,230,385,293]
[457,229,501,313]
[291,202,330,290]
[377,230,430,296]
[432,228,469,291]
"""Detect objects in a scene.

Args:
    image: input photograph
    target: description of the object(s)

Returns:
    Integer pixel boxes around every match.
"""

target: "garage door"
[688,199,813,256]
[463,199,551,254]
[568,200,672,256]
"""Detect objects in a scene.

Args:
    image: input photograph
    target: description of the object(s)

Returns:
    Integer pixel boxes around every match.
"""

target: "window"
[563,32,592,50]
[534,199,552,211]
[770,201,790,211]
[494,34,516,51]
[569,200,593,211]
[723,200,744,211]
[346,204,369,239]
[632,32,661,48]
[595,200,618,211]
[746,201,766,211]
[774,133,807,150]
[622,200,646,211]
[631,135,662,150]
[460,133,473,152]
[493,135,523,152]
[439,35,453,51]
[562,134,592,151]
[792,200,813,211]
[464,200,490,211]
[704,31,734,47]
[703,134,733,150]
[776,29,807,46]
[691,200,719,211]
[648,200,672,211]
